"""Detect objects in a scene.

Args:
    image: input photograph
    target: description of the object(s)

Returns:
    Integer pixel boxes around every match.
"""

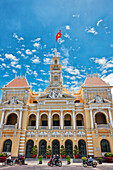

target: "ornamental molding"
[93,110,108,119]
[3,96,23,105]
[64,131,73,137]
[5,111,19,120]
[77,131,85,137]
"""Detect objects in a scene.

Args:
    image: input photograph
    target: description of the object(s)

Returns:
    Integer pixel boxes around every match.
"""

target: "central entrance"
[39,140,47,158]
[78,140,87,157]
[25,140,34,158]
[52,140,60,155]
[65,140,73,158]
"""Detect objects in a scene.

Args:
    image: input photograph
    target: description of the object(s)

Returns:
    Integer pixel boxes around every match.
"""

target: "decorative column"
[19,109,23,129]
[49,109,51,130]
[61,109,64,130]
[36,110,39,129]
[0,109,5,128]
[90,108,94,129]
[73,109,76,130]
[108,108,113,128]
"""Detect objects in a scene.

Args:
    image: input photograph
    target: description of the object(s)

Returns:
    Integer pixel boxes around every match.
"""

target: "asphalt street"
[0,165,113,170]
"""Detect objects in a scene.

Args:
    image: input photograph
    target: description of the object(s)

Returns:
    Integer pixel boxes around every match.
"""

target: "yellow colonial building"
[0,49,113,158]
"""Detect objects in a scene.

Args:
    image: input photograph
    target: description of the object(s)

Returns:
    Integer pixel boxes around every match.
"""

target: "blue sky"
[0,0,113,98]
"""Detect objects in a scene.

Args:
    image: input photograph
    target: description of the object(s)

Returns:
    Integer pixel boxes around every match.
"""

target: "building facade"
[0,49,113,158]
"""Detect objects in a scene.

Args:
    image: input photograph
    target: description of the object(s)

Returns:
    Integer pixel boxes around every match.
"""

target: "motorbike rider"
[7,155,12,164]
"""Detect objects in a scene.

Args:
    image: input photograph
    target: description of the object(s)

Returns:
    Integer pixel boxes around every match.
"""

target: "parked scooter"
[4,155,13,166]
[83,159,97,168]
[48,155,62,167]
[14,155,25,165]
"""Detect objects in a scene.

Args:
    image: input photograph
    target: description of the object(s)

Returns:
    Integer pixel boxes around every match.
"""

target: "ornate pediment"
[3,96,23,105]
[88,95,111,104]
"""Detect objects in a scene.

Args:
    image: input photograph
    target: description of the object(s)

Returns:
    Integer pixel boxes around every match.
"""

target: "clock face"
[54,76,58,80]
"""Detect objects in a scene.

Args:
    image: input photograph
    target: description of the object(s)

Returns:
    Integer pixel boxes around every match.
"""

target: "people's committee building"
[0,50,113,158]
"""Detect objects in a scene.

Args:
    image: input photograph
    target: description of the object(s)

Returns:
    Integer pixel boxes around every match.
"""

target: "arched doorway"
[7,114,17,125]
[29,114,36,126]
[101,139,110,153]
[65,140,73,158]
[39,140,47,158]
[95,113,107,124]
[3,139,12,152]
[52,140,60,155]
[25,140,34,158]
[78,140,87,157]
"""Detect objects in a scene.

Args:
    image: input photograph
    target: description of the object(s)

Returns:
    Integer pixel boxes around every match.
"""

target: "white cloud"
[64,33,70,39]
[97,19,103,27]
[33,71,38,77]
[66,25,70,30]
[65,66,80,75]
[110,44,113,48]
[64,75,70,79]
[70,76,76,80]
[95,57,107,65]
[33,42,40,48]
[72,14,80,18]
[26,49,32,55]
[102,73,113,85]
[13,33,24,41]
[0,58,4,61]
[31,82,37,85]
[12,69,17,73]
[31,38,41,42]
[5,54,18,61]
[43,58,51,65]
[3,74,9,77]
[32,49,36,53]
[87,27,98,35]
[17,51,21,54]
[11,61,21,68]
[31,55,40,64]
[36,78,44,82]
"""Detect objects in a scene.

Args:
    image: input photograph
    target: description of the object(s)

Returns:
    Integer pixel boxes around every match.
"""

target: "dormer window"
[55,60,57,64]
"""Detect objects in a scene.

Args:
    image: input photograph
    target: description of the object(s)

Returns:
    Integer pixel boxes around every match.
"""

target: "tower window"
[55,60,57,64]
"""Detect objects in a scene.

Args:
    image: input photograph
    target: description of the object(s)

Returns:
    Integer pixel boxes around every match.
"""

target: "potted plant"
[39,155,43,164]
[60,145,66,158]
[0,153,8,162]
[45,145,52,158]
[31,145,38,158]
[104,152,113,163]
[73,145,80,159]
[97,157,102,164]
[66,155,71,164]
[81,157,87,163]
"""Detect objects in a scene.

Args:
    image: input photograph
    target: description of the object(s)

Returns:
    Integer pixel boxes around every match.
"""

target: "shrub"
[104,153,113,157]
[60,145,66,155]
[0,153,8,157]
[39,155,43,161]
[73,145,80,155]
[45,145,52,155]
[31,145,38,155]
[66,155,71,162]
[81,157,87,161]
[97,157,102,161]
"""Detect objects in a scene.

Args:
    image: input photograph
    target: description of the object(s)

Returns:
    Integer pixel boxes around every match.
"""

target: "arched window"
[7,114,17,125]
[41,114,48,126]
[55,60,57,64]
[101,139,110,152]
[64,114,71,126]
[76,114,84,126]
[95,113,107,124]
[3,139,12,152]
[29,114,36,126]
[53,114,60,126]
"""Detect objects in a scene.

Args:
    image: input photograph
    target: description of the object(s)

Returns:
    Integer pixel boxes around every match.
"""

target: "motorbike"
[13,157,25,165]
[4,159,13,166]
[83,159,97,168]
[48,157,62,167]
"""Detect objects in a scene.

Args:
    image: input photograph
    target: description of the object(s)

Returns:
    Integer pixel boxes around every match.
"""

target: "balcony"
[28,126,36,130]
[3,125,16,129]
[64,126,72,130]
[39,126,48,130]
[52,126,60,130]
[97,124,109,129]
[76,126,84,130]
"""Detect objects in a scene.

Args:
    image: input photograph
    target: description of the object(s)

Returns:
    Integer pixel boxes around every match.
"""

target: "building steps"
[86,132,94,156]
[18,132,26,156]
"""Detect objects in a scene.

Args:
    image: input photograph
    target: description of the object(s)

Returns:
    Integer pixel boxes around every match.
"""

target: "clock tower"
[49,49,63,87]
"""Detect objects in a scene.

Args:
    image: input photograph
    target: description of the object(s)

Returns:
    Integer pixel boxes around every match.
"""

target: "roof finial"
[55,48,57,56]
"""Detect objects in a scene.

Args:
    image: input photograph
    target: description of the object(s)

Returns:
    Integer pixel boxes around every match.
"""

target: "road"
[0,165,113,170]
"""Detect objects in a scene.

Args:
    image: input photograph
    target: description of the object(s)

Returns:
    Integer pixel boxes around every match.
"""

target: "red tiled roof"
[6,78,29,87]
[83,77,108,86]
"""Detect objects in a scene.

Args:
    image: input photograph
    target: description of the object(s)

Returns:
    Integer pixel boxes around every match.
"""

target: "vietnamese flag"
[56,30,62,42]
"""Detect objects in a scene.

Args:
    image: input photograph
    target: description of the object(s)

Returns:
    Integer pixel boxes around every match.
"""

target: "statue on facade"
[94,95,103,103]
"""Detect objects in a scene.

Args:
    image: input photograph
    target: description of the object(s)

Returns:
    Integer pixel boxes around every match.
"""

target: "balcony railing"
[3,125,16,129]
[52,126,60,130]
[28,126,36,130]
[77,126,84,130]
[97,124,109,129]
[64,126,72,130]
[39,126,48,130]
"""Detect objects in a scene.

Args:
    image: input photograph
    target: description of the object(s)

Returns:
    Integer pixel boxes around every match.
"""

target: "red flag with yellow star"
[56,30,62,42]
